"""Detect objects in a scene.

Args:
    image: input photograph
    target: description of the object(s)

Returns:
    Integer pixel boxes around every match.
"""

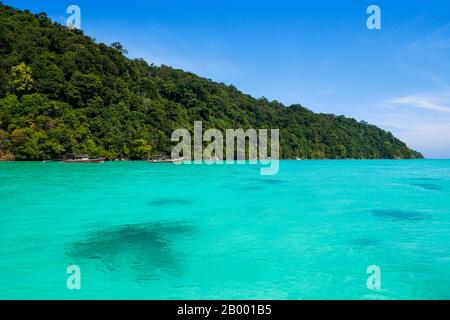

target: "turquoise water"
[0,160,450,300]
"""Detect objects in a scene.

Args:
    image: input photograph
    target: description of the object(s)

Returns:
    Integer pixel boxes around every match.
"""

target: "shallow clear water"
[0,160,449,300]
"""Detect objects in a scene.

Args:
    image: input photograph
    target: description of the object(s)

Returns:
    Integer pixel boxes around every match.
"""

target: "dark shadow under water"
[221,183,265,192]
[252,178,287,185]
[409,177,443,181]
[370,209,430,221]
[219,178,287,192]
[349,238,382,247]
[410,183,443,191]
[68,222,193,281]
[148,198,193,207]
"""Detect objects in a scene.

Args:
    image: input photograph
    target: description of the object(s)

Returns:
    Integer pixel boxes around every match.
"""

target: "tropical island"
[0,3,423,161]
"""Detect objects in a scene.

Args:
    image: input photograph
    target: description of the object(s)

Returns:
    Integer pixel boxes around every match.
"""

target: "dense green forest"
[0,3,423,160]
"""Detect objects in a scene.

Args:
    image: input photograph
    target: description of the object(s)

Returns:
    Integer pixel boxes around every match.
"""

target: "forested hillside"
[0,3,423,160]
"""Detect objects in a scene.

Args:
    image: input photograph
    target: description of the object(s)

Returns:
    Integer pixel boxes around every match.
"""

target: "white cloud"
[372,92,450,158]
[385,94,450,113]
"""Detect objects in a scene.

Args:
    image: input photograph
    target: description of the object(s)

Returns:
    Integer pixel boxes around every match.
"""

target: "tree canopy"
[0,3,423,161]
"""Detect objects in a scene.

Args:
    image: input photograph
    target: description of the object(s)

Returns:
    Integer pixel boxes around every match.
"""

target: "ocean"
[0,160,449,299]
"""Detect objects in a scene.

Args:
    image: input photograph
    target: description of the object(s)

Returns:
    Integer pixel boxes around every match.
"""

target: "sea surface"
[0,160,449,300]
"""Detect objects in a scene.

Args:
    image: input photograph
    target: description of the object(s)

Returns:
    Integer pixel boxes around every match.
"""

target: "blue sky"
[5,0,450,158]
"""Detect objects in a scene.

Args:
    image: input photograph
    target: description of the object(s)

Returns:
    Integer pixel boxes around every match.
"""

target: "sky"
[4,0,450,158]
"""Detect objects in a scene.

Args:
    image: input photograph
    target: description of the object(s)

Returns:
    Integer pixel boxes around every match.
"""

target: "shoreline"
[0,158,436,163]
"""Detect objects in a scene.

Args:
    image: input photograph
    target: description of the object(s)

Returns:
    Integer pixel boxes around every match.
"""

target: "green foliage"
[9,63,34,93]
[0,3,423,161]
